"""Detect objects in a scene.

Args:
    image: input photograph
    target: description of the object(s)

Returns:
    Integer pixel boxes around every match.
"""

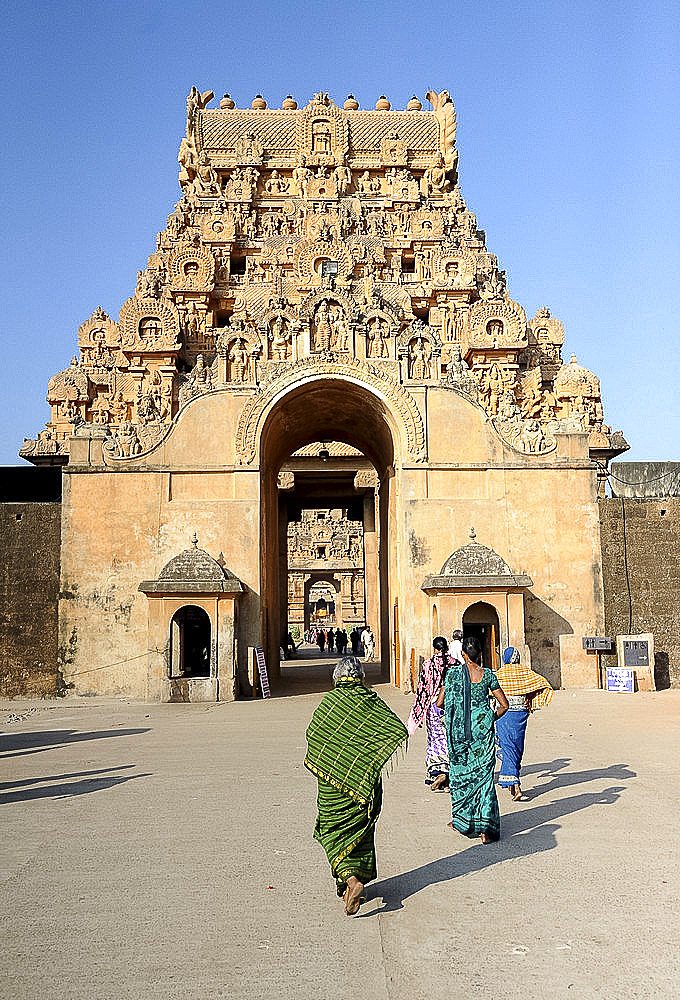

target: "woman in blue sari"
[436,636,508,843]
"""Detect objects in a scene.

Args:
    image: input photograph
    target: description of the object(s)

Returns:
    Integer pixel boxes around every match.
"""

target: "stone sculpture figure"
[228,339,250,382]
[270,315,291,360]
[409,337,432,379]
[331,307,349,352]
[367,318,389,358]
[313,302,332,352]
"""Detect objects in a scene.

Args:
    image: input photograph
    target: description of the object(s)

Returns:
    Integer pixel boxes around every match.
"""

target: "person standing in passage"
[407,636,457,791]
[327,627,335,654]
[449,629,463,664]
[317,629,326,654]
[361,625,375,660]
[436,635,508,843]
[350,628,360,655]
[305,656,408,915]
[336,628,348,655]
[495,647,553,801]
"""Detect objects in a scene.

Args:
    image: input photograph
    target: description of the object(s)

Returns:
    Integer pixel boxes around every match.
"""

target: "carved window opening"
[402,255,415,274]
[230,254,246,276]
[486,319,503,339]
[139,317,162,340]
[183,261,199,277]
[215,311,229,328]
[170,606,211,678]
[312,120,331,153]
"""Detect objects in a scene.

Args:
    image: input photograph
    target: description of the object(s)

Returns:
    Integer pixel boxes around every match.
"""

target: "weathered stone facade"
[19,87,629,698]
[0,470,62,697]
[599,463,680,688]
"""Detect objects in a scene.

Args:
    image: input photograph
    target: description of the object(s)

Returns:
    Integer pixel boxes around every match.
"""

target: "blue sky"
[1,0,678,464]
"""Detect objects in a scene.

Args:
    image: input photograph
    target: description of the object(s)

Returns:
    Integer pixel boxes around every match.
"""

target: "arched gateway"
[22,86,627,700]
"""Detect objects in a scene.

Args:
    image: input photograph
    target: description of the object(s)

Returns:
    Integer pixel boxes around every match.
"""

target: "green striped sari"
[305,679,407,889]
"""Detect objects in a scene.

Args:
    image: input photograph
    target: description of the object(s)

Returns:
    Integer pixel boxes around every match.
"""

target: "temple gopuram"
[18,87,628,700]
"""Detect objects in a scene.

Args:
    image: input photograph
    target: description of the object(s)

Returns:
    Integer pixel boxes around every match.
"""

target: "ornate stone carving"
[47,358,90,405]
[119,297,181,352]
[167,244,215,291]
[235,355,426,464]
[296,98,349,166]
[432,248,475,287]
[466,298,527,348]
[178,355,215,407]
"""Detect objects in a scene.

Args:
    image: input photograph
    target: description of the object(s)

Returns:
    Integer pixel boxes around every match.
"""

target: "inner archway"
[258,377,399,690]
[463,601,501,671]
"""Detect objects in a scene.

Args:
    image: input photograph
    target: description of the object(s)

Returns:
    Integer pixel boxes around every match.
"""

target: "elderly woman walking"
[436,635,508,843]
[495,646,553,800]
[305,655,407,915]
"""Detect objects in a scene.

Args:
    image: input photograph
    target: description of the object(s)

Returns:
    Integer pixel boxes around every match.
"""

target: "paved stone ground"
[1,660,679,1000]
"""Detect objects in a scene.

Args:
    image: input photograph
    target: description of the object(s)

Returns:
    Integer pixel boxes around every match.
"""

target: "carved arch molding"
[234,356,427,465]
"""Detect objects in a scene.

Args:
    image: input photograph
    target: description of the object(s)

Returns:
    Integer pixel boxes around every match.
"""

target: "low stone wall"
[599,498,680,688]
[0,502,62,697]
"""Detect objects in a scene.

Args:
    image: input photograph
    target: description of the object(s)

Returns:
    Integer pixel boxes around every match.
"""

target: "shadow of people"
[518,763,636,799]
[0,765,150,805]
[0,728,150,758]
[362,784,626,914]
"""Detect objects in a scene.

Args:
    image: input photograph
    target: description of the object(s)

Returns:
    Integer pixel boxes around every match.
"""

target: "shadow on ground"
[363,762,635,914]
[0,728,151,758]
[0,765,150,805]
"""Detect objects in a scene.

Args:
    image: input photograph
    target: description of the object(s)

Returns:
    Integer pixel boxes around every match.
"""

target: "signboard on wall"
[606,667,635,693]
[582,637,613,652]
[615,633,655,692]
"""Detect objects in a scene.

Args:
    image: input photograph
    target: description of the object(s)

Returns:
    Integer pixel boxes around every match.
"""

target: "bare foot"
[431,774,447,792]
[480,833,490,844]
[512,785,524,801]
[344,876,364,916]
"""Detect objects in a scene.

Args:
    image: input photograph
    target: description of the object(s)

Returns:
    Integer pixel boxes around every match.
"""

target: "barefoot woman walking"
[436,636,508,843]
[305,656,407,915]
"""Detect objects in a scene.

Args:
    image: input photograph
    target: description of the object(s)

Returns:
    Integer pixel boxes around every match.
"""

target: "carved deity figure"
[408,337,432,379]
[367,317,389,358]
[478,364,505,417]
[330,307,349,351]
[270,315,291,360]
[357,171,379,195]
[334,161,352,196]
[292,156,312,198]
[228,338,250,382]
[116,422,142,458]
[313,301,332,352]
[421,151,449,196]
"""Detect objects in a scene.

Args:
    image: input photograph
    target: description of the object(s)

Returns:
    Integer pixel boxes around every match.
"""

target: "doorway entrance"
[463,601,500,671]
[258,378,398,689]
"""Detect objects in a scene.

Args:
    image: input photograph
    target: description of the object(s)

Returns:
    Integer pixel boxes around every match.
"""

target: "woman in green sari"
[436,636,508,843]
[305,656,408,915]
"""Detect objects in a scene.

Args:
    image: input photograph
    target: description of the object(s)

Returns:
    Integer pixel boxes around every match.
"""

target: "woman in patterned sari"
[436,635,508,843]
[305,656,408,915]
[407,636,460,791]
[495,646,553,801]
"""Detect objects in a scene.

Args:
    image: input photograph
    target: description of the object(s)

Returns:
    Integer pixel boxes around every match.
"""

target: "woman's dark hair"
[462,635,482,663]
[432,635,449,653]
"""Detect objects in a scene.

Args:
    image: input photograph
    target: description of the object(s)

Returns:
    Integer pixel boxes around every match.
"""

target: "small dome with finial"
[344,94,359,110]
[251,94,267,110]
[407,95,422,111]
[220,93,235,109]
[282,95,297,110]
[375,95,391,111]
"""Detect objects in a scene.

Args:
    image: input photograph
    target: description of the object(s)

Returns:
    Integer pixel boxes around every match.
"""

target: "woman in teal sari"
[436,636,508,843]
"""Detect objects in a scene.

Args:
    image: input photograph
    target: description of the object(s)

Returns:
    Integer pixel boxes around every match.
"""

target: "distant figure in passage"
[449,628,464,664]
[350,628,360,655]
[327,627,335,654]
[305,656,407,915]
[317,629,326,654]
[407,636,457,791]
[436,635,508,843]
[361,625,375,660]
[495,647,553,801]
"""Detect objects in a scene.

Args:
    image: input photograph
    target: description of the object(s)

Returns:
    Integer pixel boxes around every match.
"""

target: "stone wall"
[0,500,62,697]
[599,498,680,688]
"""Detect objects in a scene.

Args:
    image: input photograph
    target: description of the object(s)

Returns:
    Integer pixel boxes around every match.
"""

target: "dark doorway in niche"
[170,606,211,678]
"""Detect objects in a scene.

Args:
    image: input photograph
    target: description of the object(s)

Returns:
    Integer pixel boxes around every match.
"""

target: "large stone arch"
[234,355,426,466]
